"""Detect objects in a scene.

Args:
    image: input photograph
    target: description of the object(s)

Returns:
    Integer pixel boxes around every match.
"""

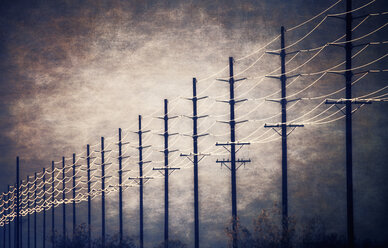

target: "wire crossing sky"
[0,0,387,247]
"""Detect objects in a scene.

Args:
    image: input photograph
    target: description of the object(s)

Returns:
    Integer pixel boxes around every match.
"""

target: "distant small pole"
[118,129,123,247]
[3,189,6,248]
[72,153,76,237]
[101,137,106,247]
[4,185,9,248]
[43,169,46,248]
[62,157,66,247]
[27,176,30,248]
[51,162,55,248]
[86,145,91,248]
[8,185,11,248]
[3,192,5,248]
[138,117,144,248]
[34,173,37,248]
[19,182,23,248]
[16,157,20,248]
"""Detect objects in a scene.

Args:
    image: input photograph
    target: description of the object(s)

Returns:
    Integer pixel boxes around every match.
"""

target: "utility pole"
[33,173,36,248]
[129,115,152,248]
[43,169,46,248]
[265,27,304,246]
[5,185,10,248]
[153,99,180,248]
[27,177,30,248]
[80,145,96,248]
[86,145,92,248]
[72,154,76,237]
[216,57,251,248]
[117,129,130,247]
[181,78,209,248]
[19,182,23,248]
[62,157,66,247]
[3,191,5,248]
[4,186,7,248]
[16,157,20,248]
[325,1,372,246]
[8,185,12,248]
[118,129,123,248]
[101,137,105,247]
[51,162,55,248]
[99,137,112,247]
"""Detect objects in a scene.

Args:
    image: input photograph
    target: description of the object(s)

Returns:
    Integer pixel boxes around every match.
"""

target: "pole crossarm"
[180,153,210,157]
[116,141,130,145]
[265,74,300,80]
[181,133,209,138]
[216,159,251,164]
[216,98,247,104]
[183,96,208,101]
[216,142,250,146]
[265,98,301,103]
[216,77,247,83]
[152,167,180,171]
[217,120,248,125]
[138,160,151,165]
[132,130,151,135]
[326,98,373,104]
[158,149,179,153]
[157,132,179,137]
[156,116,179,120]
[118,155,131,160]
[183,115,209,119]
[264,123,305,128]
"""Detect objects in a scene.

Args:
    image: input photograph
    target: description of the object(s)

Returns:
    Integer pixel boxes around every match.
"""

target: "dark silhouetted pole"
[181,78,209,248]
[325,1,372,246]
[51,162,55,248]
[101,137,105,247]
[264,27,304,247]
[33,174,36,248]
[344,3,354,245]
[62,157,66,247]
[8,185,12,248]
[19,181,23,248]
[43,169,46,248]
[3,188,7,248]
[138,117,145,248]
[27,176,30,248]
[216,58,251,248]
[129,115,152,248]
[153,100,180,248]
[72,154,76,237]
[86,145,91,248]
[118,129,123,247]
[16,157,20,248]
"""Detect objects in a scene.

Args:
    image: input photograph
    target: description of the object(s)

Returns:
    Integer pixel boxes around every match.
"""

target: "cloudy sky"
[0,0,387,247]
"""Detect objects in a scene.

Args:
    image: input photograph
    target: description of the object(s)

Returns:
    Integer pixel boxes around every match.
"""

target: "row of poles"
[0,0,381,247]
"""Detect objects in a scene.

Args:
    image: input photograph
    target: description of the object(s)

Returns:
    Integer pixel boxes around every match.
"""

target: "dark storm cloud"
[0,0,387,247]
